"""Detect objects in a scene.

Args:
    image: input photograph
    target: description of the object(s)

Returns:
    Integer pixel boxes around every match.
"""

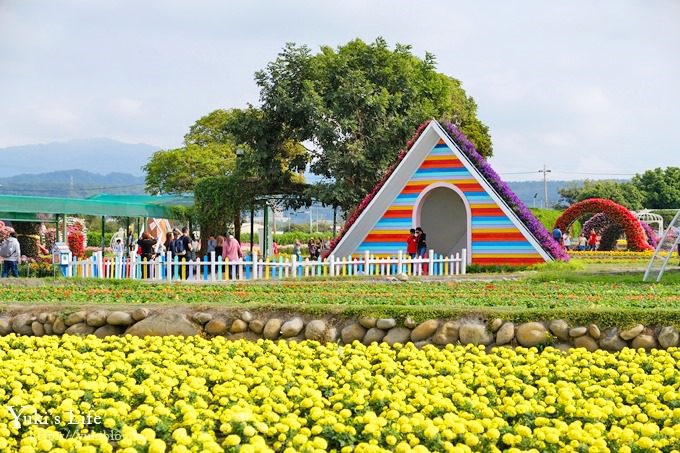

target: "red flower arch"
[554,198,652,251]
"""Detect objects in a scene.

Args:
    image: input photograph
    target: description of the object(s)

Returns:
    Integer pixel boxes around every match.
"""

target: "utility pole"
[538,164,552,208]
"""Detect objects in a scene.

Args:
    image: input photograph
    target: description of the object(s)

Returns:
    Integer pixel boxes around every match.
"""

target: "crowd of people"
[123,227,245,264]
[553,227,600,251]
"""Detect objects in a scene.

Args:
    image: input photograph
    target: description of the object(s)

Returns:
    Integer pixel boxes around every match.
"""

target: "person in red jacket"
[587,230,598,251]
[406,228,418,258]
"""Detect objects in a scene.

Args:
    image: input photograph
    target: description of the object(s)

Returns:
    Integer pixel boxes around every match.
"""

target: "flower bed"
[1,277,679,311]
[0,336,679,452]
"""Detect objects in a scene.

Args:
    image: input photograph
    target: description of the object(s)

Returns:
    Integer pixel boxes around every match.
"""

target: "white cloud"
[0,0,678,181]
[109,98,144,118]
[32,105,79,129]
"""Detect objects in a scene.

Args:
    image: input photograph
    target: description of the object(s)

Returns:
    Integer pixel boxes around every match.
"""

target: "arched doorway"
[414,183,471,261]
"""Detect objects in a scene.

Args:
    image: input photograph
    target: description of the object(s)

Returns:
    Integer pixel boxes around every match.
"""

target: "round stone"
[341,323,366,344]
[515,322,549,348]
[495,322,515,346]
[573,335,598,352]
[410,320,439,342]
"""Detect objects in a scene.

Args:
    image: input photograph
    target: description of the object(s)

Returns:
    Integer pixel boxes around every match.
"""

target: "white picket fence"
[61,249,467,281]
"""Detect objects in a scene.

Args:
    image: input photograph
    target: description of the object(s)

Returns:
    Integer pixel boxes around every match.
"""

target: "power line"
[498,169,637,177]
[550,170,637,176]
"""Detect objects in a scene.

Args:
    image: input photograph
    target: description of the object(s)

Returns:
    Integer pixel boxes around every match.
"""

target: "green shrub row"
[86,232,115,247]
[240,231,334,246]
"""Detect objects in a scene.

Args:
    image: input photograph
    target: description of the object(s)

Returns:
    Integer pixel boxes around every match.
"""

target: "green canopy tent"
[0,193,193,253]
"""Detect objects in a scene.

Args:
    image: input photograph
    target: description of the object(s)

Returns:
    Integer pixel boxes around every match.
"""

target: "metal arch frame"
[643,209,680,282]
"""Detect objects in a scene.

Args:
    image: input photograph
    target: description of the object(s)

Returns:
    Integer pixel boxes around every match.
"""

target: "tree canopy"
[632,167,680,209]
[143,38,494,239]
[143,109,240,195]
[253,38,492,213]
[558,180,645,210]
[558,167,680,211]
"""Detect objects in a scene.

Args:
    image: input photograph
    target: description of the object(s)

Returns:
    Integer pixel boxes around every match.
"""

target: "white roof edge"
[331,121,440,256]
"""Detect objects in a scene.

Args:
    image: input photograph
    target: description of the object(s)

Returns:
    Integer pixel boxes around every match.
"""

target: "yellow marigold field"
[1,335,680,453]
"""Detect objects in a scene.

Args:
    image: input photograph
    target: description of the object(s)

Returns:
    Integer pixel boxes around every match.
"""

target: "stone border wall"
[1,308,678,351]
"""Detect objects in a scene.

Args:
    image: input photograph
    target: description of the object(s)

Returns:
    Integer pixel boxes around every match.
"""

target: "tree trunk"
[233,211,242,244]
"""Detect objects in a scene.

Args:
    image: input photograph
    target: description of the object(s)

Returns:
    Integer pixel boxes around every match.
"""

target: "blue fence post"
[173,256,179,280]
[217,256,223,281]
[203,255,209,280]
[159,254,165,280]
[244,255,251,280]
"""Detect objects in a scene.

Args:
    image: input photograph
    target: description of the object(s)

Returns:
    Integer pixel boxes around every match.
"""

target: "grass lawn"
[1,262,679,327]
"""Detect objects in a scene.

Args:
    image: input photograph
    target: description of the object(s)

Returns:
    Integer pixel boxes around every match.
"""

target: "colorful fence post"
[244,255,251,280]
[252,251,259,280]
[96,252,104,279]
[328,255,335,277]
[290,254,297,279]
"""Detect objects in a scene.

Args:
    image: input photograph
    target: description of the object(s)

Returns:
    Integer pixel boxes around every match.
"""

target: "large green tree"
[143,109,241,195]
[632,167,680,209]
[558,179,645,210]
[144,108,308,243]
[253,38,492,213]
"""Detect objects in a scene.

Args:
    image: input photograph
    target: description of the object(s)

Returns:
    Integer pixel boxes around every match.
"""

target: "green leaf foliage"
[558,179,644,210]
[253,38,492,213]
[632,167,680,209]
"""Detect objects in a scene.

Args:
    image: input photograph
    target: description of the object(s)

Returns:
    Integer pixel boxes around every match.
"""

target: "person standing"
[207,236,217,255]
[308,238,318,260]
[552,227,563,246]
[137,232,158,279]
[222,235,243,261]
[0,231,21,278]
[222,234,243,279]
[415,227,428,258]
[406,228,418,258]
[214,236,225,258]
[587,230,598,251]
[163,232,173,256]
[563,233,571,251]
[577,233,587,251]
[293,239,302,260]
[113,238,125,259]
[181,227,192,258]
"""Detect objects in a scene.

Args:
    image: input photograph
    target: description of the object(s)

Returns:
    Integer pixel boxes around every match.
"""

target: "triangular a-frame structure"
[330,120,557,265]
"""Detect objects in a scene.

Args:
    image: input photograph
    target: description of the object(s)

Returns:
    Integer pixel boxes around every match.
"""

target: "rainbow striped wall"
[355,139,545,265]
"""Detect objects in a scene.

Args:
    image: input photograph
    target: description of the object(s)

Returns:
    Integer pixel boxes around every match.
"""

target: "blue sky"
[1,0,678,181]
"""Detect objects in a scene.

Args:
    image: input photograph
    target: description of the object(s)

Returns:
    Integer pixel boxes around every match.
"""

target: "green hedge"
[241,231,334,246]
[86,232,115,247]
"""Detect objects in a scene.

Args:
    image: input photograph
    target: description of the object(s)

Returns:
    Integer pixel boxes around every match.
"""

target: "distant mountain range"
[0,137,601,208]
[506,180,586,208]
[0,138,159,177]
[0,169,146,197]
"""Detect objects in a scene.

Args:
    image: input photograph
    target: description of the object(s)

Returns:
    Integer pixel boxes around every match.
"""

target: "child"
[113,238,125,259]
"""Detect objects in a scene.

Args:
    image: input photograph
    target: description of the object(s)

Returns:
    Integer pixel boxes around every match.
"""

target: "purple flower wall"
[441,122,569,261]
